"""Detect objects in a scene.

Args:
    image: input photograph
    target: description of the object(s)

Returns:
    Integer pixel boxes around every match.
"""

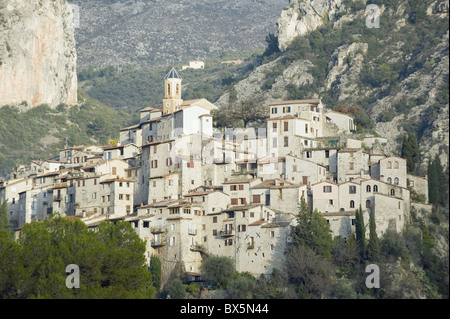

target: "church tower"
[163,68,183,114]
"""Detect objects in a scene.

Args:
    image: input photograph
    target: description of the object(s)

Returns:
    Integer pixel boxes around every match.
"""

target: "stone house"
[370,156,408,188]
[222,177,262,206]
[324,110,355,133]
[336,148,370,183]
[285,154,327,186]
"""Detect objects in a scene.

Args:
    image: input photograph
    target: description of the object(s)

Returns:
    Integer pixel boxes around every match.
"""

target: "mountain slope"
[216,0,449,171]
[0,90,132,177]
[70,0,287,68]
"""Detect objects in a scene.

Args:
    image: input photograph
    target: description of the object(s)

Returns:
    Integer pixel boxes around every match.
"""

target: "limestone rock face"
[0,0,77,109]
[278,0,344,51]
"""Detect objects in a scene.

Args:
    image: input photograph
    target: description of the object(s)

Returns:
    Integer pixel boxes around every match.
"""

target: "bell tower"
[163,68,183,114]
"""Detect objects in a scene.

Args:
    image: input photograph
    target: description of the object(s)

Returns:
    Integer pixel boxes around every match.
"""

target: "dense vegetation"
[161,198,448,299]
[259,0,449,137]
[0,213,156,298]
[78,50,261,123]
[0,90,132,177]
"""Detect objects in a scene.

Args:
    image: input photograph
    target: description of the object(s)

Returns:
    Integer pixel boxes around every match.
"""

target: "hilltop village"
[0,69,430,284]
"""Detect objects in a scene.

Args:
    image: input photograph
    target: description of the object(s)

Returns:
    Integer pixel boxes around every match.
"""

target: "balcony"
[188,228,197,235]
[151,239,166,247]
[150,226,166,234]
[218,228,234,237]
[53,195,62,201]
[247,242,254,250]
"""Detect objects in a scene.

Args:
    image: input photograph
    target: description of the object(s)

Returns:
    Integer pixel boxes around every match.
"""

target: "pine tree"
[367,211,380,262]
[354,205,366,260]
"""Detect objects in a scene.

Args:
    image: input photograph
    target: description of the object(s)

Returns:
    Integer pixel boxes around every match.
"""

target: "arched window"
[394,177,399,185]
[387,177,392,184]
[390,189,395,196]
[167,83,171,95]
[350,200,355,208]
[387,161,392,169]
[176,84,179,94]
[373,185,378,192]
[394,161,399,169]
[366,185,371,192]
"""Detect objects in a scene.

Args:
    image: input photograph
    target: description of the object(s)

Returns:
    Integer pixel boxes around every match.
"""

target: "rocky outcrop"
[278,0,345,51]
[215,57,315,108]
[0,0,77,109]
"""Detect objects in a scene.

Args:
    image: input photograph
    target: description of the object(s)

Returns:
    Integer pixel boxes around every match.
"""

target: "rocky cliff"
[0,0,78,109]
[278,0,345,51]
[217,0,449,170]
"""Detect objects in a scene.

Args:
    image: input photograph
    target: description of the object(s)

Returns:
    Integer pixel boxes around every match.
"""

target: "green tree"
[434,155,448,207]
[354,205,366,260]
[201,255,235,288]
[292,196,312,248]
[287,245,335,298]
[292,198,333,258]
[401,132,420,173]
[427,157,439,205]
[310,209,333,258]
[367,211,380,262]
[149,254,162,291]
[0,217,155,299]
[165,279,186,299]
[263,33,281,57]
[0,200,11,234]
[226,272,256,299]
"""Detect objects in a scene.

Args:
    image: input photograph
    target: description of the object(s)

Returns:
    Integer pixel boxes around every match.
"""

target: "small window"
[373,185,378,192]
[349,186,356,194]
[323,185,332,193]
[394,177,399,185]
[350,200,355,208]
[366,185,371,192]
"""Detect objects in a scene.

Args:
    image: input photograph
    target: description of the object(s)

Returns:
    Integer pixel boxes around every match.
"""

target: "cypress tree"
[292,196,312,248]
[434,155,448,207]
[427,157,439,205]
[310,209,333,258]
[354,205,366,260]
[367,211,380,262]
[0,200,11,234]
[401,131,420,173]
